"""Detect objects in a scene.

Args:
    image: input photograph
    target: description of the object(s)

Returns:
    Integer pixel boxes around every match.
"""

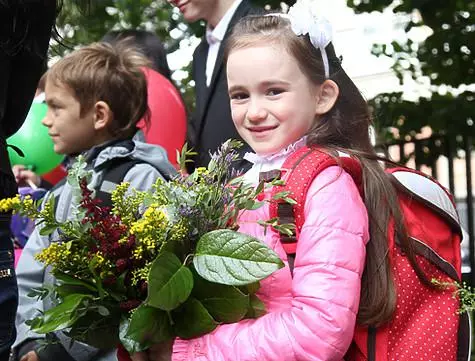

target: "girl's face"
[227,43,319,156]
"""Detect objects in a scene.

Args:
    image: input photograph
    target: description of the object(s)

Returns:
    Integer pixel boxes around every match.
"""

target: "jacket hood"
[84,135,177,180]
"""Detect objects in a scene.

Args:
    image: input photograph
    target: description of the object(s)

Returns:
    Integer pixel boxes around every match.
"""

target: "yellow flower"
[131,263,152,285]
[130,205,168,260]
[94,252,105,265]
[196,167,208,174]
[111,182,146,225]
[36,243,72,266]
[0,195,20,213]
[170,222,189,241]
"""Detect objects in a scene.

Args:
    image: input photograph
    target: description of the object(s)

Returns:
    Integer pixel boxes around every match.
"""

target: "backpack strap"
[52,158,141,214]
[95,158,142,208]
[268,146,362,256]
[387,167,462,236]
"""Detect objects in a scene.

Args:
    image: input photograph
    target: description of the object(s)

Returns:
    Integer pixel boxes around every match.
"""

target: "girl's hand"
[130,341,173,361]
[12,165,41,188]
[19,351,39,361]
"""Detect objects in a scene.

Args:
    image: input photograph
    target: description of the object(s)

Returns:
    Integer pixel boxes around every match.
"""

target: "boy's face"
[43,80,97,155]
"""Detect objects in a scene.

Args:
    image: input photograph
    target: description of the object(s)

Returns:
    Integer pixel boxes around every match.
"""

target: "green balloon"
[7,102,64,175]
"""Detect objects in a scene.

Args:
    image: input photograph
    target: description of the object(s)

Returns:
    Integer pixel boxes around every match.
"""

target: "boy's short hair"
[46,41,151,138]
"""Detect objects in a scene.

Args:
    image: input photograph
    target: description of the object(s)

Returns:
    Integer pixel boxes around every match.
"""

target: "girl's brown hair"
[226,14,431,326]
[46,40,151,139]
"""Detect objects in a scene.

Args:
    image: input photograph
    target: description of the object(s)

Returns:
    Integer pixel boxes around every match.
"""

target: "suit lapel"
[193,39,209,121]
[197,0,253,131]
[207,0,252,93]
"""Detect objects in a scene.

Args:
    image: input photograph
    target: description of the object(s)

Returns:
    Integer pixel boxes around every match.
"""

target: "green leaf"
[172,298,217,339]
[125,305,173,350]
[192,273,249,323]
[27,287,52,300]
[193,229,284,286]
[55,272,98,292]
[245,294,267,319]
[54,272,98,297]
[282,197,298,205]
[244,200,264,211]
[39,223,58,236]
[146,252,194,311]
[66,308,120,349]
[30,294,93,333]
[272,191,291,200]
[119,317,146,354]
[240,281,260,295]
[96,305,110,316]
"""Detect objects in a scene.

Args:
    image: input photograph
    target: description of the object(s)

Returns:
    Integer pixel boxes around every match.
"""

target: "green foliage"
[26,294,93,333]
[432,278,475,315]
[172,298,219,339]
[347,0,474,142]
[193,229,285,286]
[146,252,194,311]
[19,141,285,353]
[124,305,172,350]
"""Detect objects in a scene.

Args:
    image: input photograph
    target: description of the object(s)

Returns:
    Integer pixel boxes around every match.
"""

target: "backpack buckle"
[259,169,281,183]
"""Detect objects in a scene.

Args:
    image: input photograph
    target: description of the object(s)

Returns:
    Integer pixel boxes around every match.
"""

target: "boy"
[12,41,176,361]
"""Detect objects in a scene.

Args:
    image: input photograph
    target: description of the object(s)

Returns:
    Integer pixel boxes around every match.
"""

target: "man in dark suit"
[168,0,260,172]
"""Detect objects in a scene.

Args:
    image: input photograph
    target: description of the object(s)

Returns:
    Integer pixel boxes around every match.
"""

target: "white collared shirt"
[205,0,243,86]
[243,137,308,185]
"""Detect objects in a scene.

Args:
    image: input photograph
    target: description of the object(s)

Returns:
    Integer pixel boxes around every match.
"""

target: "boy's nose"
[42,112,52,127]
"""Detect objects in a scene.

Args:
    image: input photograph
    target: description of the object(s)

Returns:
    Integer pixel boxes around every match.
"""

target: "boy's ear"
[93,101,113,131]
[315,80,339,115]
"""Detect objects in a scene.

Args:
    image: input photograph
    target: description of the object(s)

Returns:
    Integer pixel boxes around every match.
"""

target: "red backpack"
[267,146,471,361]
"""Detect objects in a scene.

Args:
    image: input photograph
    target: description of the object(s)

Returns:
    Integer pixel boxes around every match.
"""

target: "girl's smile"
[227,43,320,156]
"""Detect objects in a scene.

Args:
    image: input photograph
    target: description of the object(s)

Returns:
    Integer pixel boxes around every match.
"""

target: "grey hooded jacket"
[13,138,176,361]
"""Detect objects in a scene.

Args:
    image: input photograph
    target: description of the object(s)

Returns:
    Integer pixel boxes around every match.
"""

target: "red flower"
[119,299,141,312]
[116,258,128,273]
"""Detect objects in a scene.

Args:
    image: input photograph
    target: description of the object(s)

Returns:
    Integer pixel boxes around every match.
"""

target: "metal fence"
[377,134,475,285]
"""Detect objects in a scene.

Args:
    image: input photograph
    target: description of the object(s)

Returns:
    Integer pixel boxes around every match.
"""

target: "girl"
[136,2,407,360]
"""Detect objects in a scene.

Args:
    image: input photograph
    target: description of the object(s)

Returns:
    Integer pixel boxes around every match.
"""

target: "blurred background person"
[0,2,57,360]
[103,30,187,166]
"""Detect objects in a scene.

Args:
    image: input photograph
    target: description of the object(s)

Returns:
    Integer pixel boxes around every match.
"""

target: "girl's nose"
[247,99,267,123]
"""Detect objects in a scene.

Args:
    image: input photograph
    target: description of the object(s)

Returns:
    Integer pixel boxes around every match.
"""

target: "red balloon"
[138,68,187,165]
[41,163,67,186]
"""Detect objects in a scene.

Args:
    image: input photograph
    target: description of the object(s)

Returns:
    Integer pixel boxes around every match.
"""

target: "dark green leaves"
[172,298,218,339]
[28,294,93,333]
[126,306,172,349]
[146,252,194,311]
[193,230,284,286]
[192,273,249,323]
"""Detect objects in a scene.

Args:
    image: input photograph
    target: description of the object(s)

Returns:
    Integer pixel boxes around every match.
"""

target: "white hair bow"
[267,0,333,78]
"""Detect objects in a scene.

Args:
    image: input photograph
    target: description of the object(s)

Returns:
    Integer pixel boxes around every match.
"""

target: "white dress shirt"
[205,0,243,86]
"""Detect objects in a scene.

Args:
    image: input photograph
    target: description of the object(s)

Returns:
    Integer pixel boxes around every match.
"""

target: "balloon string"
[26,178,38,190]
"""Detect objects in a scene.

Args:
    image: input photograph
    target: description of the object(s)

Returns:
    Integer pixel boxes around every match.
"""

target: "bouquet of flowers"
[1,140,292,354]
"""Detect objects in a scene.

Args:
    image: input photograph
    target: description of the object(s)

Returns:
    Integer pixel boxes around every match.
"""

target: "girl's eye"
[267,88,284,96]
[230,92,248,100]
